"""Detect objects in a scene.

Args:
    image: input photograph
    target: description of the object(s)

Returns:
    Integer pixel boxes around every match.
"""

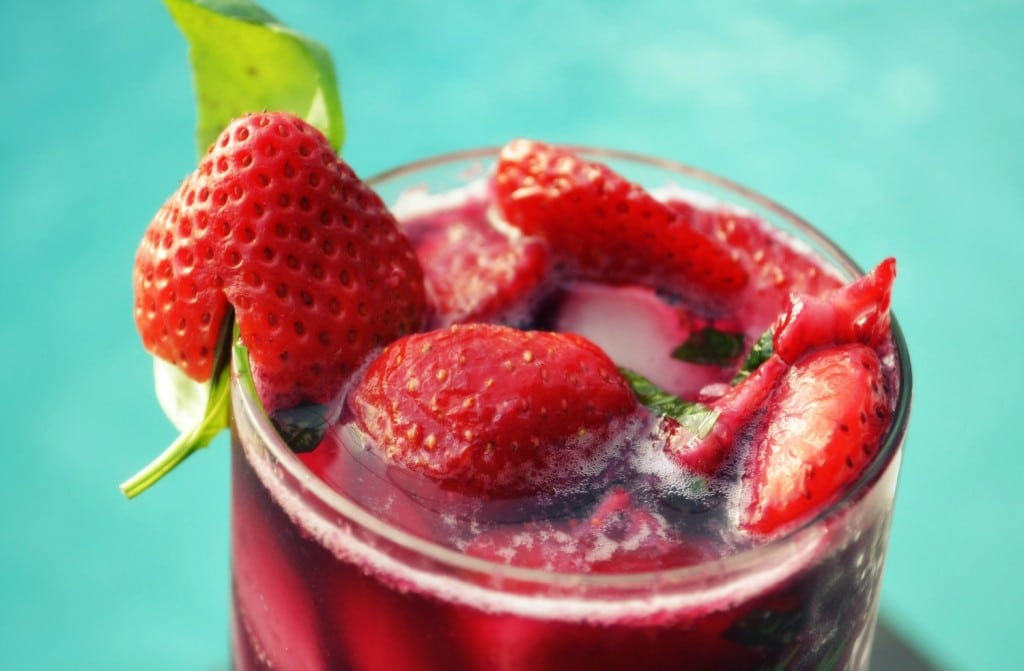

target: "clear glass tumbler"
[228,147,912,671]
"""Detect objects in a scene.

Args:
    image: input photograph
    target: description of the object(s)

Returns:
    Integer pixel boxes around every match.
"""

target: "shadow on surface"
[871,618,944,671]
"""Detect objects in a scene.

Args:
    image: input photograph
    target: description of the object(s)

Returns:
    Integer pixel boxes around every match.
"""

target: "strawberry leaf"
[671,327,745,366]
[165,0,345,154]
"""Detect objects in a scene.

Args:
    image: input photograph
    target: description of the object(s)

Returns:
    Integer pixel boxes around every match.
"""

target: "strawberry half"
[493,139,748,310]
[741,343,892,535]
[684,204,845,330]
[348,323,639,498]
[133,111,427,411]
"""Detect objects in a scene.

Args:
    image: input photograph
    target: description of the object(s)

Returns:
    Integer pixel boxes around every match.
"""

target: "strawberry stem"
[119,363,232,498]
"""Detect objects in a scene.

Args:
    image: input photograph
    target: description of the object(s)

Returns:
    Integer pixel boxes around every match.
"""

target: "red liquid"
[228,151,908,671]
[230,415,900,671]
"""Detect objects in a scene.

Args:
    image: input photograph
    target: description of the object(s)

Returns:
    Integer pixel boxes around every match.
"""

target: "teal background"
[1,1,1021,669]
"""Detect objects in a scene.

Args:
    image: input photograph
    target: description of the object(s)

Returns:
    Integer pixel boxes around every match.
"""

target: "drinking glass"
[229,147,912,671]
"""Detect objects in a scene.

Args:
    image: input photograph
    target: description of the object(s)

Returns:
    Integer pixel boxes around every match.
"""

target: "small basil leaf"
[619,368,720,439]
[153,356,210,433]
[671,327,745,366]
[732,328,774,384]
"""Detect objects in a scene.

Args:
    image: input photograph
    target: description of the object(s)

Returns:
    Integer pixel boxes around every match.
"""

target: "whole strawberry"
[134,112,427,411]
[348,323,639,497]
[493,139,749,311]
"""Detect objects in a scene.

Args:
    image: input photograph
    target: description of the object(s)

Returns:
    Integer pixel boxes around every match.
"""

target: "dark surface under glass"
[870,620,943,671]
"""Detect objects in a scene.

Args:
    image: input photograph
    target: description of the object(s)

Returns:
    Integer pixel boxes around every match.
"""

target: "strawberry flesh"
[664,355,789,477]
[686,204,845,329]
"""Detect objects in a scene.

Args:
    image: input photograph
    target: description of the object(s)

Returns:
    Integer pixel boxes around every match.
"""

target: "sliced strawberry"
[663,355,788,476]
[665,259,897,477]
[572,487,714,572]
[134,111,427,411]
[741,343,892,535]
[493,139,748,310]
[348,323,639,498]
[772,258,896,364]
[403,196,552,326]
[460,490,738,670]
[684,204,845,330]
[464,518,580,572]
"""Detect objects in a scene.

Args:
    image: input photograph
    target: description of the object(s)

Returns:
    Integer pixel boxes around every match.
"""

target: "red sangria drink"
[121,5,910,670]
[225,140,912,671]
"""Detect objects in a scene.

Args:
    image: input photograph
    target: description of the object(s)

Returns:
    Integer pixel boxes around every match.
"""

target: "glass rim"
[232,145,913,590]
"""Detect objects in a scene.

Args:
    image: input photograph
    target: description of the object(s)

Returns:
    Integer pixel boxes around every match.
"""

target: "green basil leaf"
[153,356,209,433]
[732,328,774,384]
[121,358,231,498]
[165,0,345,155]
[671,327,746,366]
[620,368,719,439]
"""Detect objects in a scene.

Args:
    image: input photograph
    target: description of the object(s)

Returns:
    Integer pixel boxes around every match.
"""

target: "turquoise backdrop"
[1,1,1021,669]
